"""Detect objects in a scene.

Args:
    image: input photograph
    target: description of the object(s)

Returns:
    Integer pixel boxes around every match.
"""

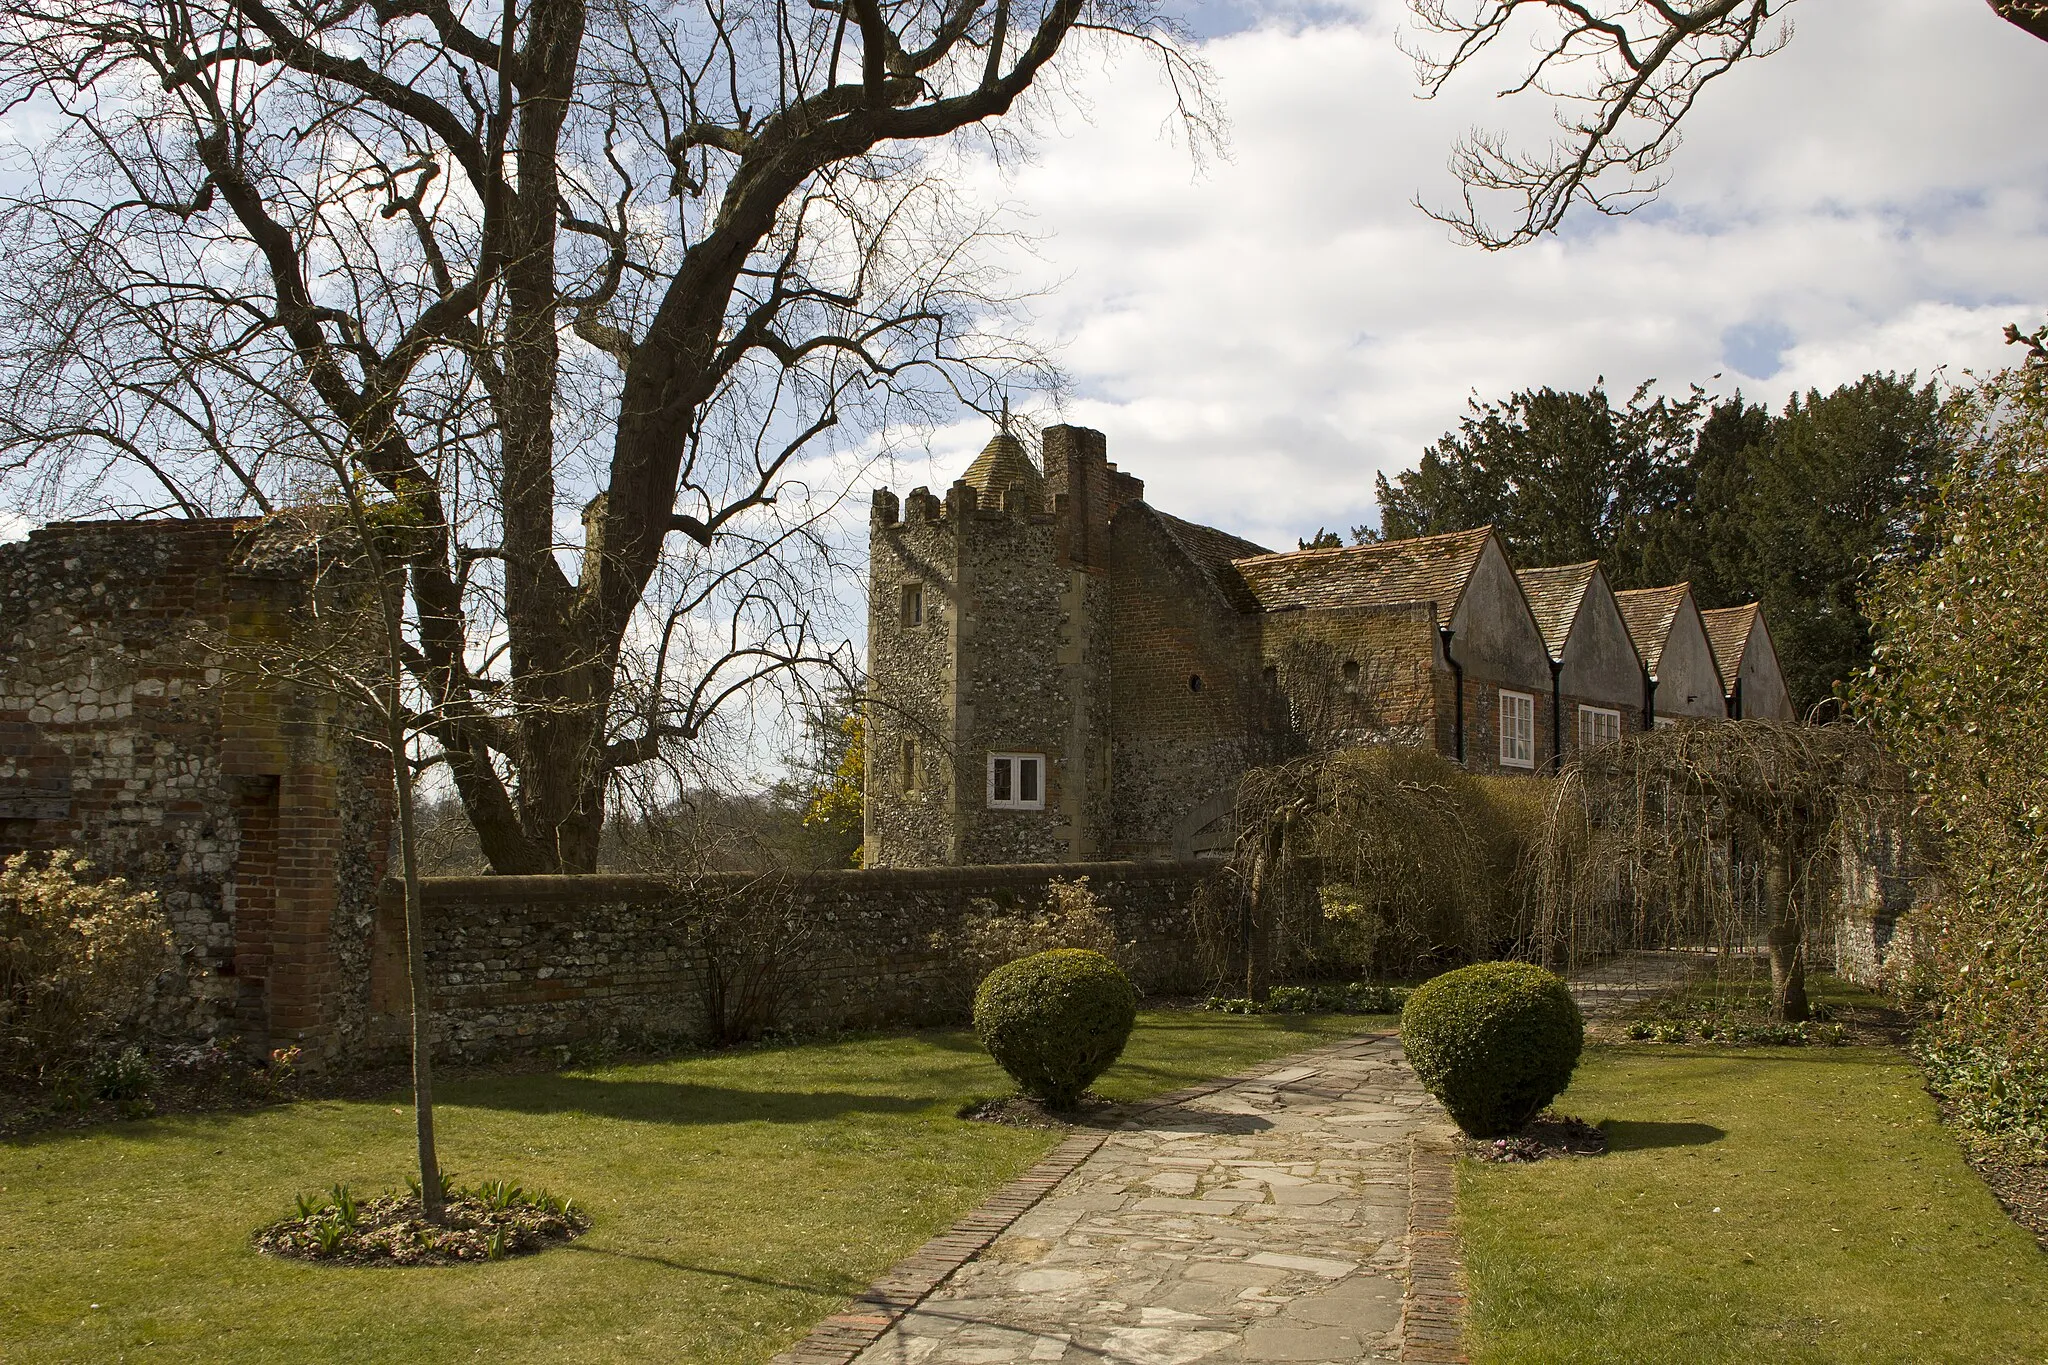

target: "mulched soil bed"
[959,1092,1111,1128]
[254,1188,590,1267]
[1968,1152,2048,1253]
[1465,1111,1609,1163]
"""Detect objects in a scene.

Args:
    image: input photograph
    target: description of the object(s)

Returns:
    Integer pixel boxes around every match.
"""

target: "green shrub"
[0,851,172,1077]
[973,949,1136,1109]
[1254,982,1412,1015]
[1401,961,1583,1137]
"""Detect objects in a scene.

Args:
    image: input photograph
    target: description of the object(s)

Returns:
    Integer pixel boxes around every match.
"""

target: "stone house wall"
[1104,507,1268,858]
[1654,595,1728,720]
[1726,613,1796,722]
[370,860,1219,1060]
[1553,569,1651,762]
[866,487,966,866]
[0,517,390,1060]
[952,493,1093,864]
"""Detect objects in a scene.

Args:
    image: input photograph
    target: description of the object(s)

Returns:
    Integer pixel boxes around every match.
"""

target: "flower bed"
[254,1179,589,1267]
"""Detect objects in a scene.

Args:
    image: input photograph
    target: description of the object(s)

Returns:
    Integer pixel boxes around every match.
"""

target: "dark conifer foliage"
[1368,372,1953,712]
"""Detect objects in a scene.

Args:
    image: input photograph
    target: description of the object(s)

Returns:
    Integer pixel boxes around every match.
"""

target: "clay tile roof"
[1613,583,1692,677]
[960,429,1043,505]
[1699,603,1760,696]
[1231,526,1494,617]
[1516,562,1599,660]
[1150,509,1272,609]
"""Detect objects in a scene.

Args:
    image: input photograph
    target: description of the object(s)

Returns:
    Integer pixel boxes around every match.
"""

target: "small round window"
[1188,673,1204,694]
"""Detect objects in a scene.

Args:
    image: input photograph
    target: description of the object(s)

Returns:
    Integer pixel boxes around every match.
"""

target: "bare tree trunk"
[1764,844,1809,1024]
[1245,818,1286,1002]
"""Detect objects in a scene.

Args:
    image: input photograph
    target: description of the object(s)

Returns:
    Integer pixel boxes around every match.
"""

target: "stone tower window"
[1342,659,1360,692]
[899,736,921,791]
[987,753,1045,810]
[899,582,924,627]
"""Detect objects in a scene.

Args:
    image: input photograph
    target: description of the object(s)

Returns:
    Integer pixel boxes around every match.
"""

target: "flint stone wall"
[373,860,1218,1060]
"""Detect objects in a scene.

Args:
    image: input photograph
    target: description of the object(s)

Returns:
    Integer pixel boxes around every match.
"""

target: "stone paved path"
[844,1034,1458,1365]
[778,953,1703,1365]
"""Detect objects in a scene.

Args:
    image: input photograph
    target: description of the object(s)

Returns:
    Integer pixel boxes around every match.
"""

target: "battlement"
[868,424,1139,563]
[868,480,1059,531]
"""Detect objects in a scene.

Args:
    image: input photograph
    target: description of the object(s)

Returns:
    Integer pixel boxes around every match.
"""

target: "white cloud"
[911,0,2048,552]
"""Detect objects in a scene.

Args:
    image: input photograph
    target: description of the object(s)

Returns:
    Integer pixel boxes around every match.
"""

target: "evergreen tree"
[1374,382,1701,582]
[1741,375,1950,713]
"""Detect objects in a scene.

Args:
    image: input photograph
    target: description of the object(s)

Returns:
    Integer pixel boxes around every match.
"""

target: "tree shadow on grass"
[1601,1119,1727,1151]
[558,1243,860,1297]
[446,1076,934,1125]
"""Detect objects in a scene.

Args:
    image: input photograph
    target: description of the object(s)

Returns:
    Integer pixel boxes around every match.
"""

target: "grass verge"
[0,1008,1384,1365]
[1462,1043,2048,1364]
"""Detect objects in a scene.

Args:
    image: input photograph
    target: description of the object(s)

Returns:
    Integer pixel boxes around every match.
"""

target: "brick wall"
[1259,605,1440,752]
[373,860,1220,1060]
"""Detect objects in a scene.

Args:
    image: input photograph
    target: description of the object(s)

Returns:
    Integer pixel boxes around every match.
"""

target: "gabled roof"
[1613,583,1692,677]
[960,430,1043,505]
[1700,603,1760,697]
[1232,526,1494,617]
[1149,508,1272,611]
[1515,561,1599,661]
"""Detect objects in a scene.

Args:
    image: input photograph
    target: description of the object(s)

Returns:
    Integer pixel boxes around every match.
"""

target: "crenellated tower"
[864,423,1141,866]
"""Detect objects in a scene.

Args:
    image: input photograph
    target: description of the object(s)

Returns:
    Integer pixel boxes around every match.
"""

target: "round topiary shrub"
[973,949,1138,1110]
[1400,961,1583,1137]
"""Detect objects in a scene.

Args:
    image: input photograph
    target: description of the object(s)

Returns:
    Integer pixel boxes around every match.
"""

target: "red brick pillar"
[265,764,343,1053]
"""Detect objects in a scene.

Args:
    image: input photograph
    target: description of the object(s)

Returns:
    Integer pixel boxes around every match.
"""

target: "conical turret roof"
[960,428,1043,507]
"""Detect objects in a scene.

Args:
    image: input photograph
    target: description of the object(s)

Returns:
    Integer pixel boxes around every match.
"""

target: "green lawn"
[0,1010,1384,1365]
[1462,1043,2048,1365]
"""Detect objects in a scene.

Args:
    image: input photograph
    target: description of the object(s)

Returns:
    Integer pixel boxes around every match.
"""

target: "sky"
[888,0,2048,553]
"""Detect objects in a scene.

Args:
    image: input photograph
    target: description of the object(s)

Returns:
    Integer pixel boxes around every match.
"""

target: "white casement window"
[899,737,920,792]
[1578,705,1623,749]
[987,753,1046,810]
[1499,690,1536,769]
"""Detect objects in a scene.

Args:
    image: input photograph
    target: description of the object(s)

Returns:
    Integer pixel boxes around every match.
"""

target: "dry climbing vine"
[1527,721,1923,1020]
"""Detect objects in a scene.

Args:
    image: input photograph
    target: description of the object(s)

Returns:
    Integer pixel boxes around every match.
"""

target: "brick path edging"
[1401,1136,1469,1363]
[769,1130,1108,1365]
[767,1032,1445,1365]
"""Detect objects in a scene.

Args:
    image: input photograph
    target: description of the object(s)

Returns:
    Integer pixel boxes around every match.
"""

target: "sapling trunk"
[390,706,444,1223]
[359,516,444,1225]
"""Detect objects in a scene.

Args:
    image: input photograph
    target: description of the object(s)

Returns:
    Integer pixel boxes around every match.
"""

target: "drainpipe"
[1439,625,1464,763]
[1548,657,1564,773]
[1642,669,1658,732]
[1730,677,1743,720]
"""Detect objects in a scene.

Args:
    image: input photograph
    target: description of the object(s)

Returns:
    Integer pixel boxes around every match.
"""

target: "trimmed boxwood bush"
[1400,961,1583,1137]
[973,949,1137,1109]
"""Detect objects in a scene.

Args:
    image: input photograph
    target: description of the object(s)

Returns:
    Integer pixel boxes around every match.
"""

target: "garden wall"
[369,861,1220,1061]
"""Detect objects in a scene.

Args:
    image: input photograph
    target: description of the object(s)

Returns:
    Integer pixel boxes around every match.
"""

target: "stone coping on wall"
[379,858,1214,909]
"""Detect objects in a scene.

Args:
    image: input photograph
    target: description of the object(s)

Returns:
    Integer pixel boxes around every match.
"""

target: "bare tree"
[1527,721,1918,1021]
[0,0,1213,872]
[1404,1,2048,250]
